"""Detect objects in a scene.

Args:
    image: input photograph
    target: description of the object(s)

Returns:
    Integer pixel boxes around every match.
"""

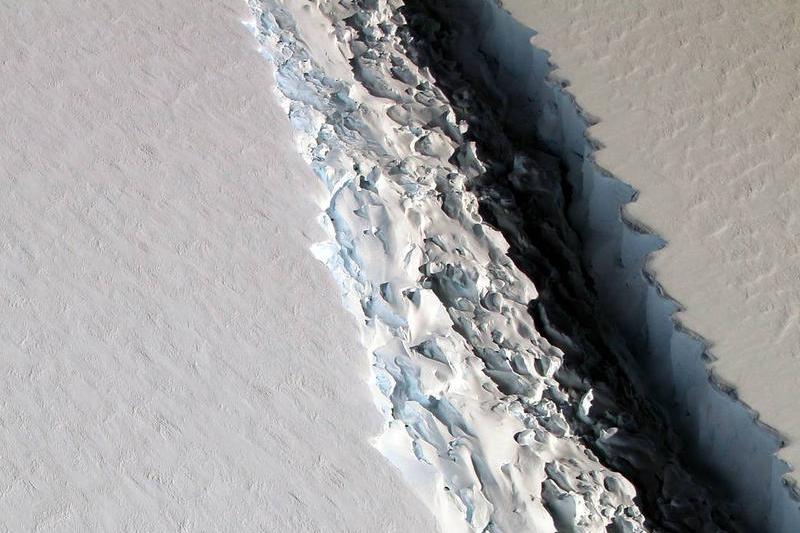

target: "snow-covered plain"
[0,1,437,530]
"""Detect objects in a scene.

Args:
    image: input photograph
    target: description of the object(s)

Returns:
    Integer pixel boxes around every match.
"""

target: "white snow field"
[0,1,438,531]
[473,0,800,530]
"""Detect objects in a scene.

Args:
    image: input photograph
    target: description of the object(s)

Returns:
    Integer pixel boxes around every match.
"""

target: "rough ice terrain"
[245,0,769,530]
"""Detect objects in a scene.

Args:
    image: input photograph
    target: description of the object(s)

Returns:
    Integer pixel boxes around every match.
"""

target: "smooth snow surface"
[0,1,437,530]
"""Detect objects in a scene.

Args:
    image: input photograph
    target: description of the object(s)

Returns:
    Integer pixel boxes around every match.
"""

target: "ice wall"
[431,0,800,529]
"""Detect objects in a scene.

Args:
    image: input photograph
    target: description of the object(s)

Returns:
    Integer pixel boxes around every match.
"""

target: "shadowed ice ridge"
[399,1,800,531]
[242,0,767,531]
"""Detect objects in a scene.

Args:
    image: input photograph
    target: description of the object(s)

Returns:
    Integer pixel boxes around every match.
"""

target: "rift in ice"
[247,0,799,531]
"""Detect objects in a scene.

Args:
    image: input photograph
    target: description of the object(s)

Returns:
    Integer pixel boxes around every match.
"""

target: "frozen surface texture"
[0,1,437,531]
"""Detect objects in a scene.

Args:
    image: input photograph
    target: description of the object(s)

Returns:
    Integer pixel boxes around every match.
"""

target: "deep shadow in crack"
[397,1,748,531]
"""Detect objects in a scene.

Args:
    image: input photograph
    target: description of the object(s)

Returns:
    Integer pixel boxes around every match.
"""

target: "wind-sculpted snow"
[245,1,735,531]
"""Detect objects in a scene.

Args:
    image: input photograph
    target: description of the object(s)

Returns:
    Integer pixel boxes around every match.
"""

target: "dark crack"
[395,1,744,530]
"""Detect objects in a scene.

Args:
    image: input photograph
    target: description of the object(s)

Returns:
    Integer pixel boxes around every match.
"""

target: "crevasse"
[241,0,791,530]
[421,0,800,530]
